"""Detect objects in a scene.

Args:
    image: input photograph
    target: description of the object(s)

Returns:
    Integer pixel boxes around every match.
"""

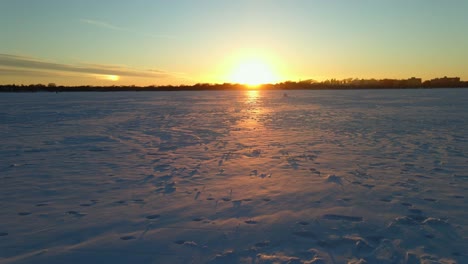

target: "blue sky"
[1,0,467,85]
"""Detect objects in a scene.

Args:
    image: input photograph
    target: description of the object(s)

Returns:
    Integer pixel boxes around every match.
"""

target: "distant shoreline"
[1,83,468,93]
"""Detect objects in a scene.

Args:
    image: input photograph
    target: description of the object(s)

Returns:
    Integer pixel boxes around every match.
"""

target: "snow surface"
[0,89,467,263]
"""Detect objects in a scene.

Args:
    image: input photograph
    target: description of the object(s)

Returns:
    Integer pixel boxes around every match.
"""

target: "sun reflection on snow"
[246,90,259,104]
[240,90,264,130]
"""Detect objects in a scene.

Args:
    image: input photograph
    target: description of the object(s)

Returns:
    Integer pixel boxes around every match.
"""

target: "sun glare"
[105,75,120,81]
[95,74,120,81]
[230,58,278,87]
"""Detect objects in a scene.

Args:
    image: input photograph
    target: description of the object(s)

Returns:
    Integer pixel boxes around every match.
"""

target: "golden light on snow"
[241,89,264,129]
[229,58,278,87]
[246,90,259,103]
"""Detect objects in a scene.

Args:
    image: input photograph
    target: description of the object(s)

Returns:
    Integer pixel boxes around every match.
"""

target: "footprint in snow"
[245,220,258,224]
[415,175,431,179]
[154,164,171,172]
[157,175,173,181]
[142,175,154,182]
[79,202,96,207]
[162,182,176,194]
[425,233,435,239]
[325,174,343,185]
[380,198,392,202]
[232,200,242,208]
[120,235,135,241]
[18,212,32,216]
[145,214,160,220]
[251,149,261,157]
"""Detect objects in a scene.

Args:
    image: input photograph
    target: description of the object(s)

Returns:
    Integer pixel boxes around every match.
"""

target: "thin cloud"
[0,53,170,78]
[0,67,69,77]
[80,18,175,39]
[80,19,125,31]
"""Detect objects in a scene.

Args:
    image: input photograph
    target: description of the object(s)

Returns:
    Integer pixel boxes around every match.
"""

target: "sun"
[95,74,120,81]
[104,75,120,81]
[229,58,278,87]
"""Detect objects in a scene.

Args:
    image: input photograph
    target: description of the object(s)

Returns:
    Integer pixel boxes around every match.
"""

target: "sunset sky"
[1,0,467,86]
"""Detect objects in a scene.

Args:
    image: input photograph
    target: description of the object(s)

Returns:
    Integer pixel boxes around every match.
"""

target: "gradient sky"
[1,0,468,85]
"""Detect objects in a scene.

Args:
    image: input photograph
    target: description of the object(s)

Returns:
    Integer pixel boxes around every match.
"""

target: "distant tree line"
[1,76,467,92]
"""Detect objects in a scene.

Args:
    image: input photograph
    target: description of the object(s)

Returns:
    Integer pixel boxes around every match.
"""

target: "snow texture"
[0,89,467,263]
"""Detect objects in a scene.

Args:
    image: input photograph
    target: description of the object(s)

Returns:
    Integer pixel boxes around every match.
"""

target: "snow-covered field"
[1,89,467,264]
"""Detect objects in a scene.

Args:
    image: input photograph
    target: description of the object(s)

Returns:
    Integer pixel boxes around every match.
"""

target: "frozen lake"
[1,89,467,263]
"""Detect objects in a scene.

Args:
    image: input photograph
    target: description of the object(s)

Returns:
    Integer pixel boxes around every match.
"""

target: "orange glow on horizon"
[94,74,120,81]
[228,57,280,87]
[105,75,120,81]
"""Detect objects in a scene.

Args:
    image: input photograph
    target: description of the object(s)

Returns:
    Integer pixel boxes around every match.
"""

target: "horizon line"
[0,76,466,87]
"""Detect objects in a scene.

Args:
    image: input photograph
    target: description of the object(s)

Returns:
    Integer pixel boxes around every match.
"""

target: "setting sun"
[229,58,278,86]
[94,74,120,81]
[105,75,120,81]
